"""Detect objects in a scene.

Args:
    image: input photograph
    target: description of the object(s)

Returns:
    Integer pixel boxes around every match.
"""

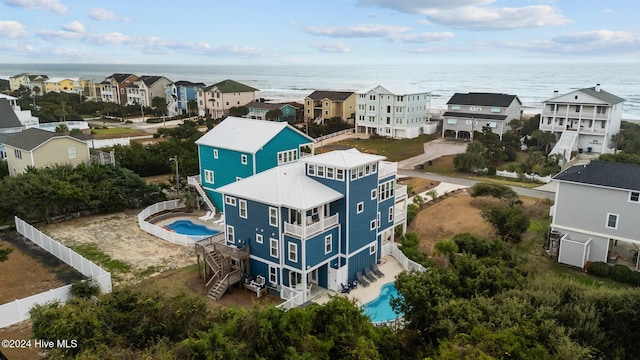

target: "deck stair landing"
[195,234,250,301]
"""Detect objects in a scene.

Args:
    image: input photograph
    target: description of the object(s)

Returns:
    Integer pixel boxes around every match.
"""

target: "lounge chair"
[372,263,385,278]
[340,283,351,294]
[198,211,212,221]
[364,267,377,282]
[306,282,313,297]
[349,280,358,289]
[213,214,225,225]
[356,272,370,287]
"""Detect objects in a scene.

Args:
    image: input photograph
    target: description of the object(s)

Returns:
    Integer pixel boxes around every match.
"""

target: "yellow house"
[303,90,356,124]
[3,128,90,176]
[43,78,79,94]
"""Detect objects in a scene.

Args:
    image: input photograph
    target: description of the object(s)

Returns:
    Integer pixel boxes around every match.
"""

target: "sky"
[0,0,639,65]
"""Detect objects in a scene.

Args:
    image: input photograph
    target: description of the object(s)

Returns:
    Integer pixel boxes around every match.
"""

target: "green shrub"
[586,262,609,277]
[70,278,100,299]
[609,264,633,283]
[628,271,640,286]
[487,166,497,176]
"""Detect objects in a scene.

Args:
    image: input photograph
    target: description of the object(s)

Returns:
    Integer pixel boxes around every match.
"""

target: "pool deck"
[313,255,405,306]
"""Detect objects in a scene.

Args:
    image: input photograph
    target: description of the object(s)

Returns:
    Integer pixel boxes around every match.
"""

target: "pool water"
[363,282,403,323]
[165,219,220,236]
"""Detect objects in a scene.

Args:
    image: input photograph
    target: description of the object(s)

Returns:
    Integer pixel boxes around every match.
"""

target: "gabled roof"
[204,79,258,93]
[195,116,313,154]
[245,101,297,111]
[306,90,354,101]
[303,148,385,169]
[107,73,137,83]
[174,80,206,88]
[3,127,87,151]
[357,83,426,95]
[27,74,48,81]
[548,86,625,105]
[218,162,343,210]
[447,93,521,107]
[553,160,640,192]
[0,132,12,145]
[45,77,78,83]
[0,99,22,129]
[140,75,171,86]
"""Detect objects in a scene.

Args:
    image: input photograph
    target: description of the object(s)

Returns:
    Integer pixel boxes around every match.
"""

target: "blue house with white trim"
[216,149,408,303]
[175,81,205,115]
[194,116,314,211]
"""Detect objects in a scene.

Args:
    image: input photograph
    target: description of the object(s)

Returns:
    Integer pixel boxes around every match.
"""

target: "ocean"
[1,63,639,120]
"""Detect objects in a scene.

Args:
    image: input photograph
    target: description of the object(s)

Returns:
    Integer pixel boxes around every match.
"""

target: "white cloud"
[62,21,85,33]
[552,30,638,45]
[89,7,125,22]
[306,24,410,38]
[603,8,614,14]
[2,0,67,14]
[83,32,132,45]
[496,30,640,55]
[0,20,29,39]
[311,41,352,53]
[389,32,454,43]
[357,0,570,31]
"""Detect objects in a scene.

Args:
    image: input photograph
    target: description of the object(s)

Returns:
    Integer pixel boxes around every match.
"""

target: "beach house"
[540,84,625,161]
[174,81,206,115]
[304,91,356,124]
[549,160,640,270]
[213,148,408,303]
[246,101,299,122]
[193,117,314,212]
[197,80,258,118]
[101,73,139,105]
[355,84,433,139]
[442,92,522,140]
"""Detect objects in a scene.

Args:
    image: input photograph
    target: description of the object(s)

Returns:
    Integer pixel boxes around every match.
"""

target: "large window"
[270,238,278,257]
[606,213,619,229]
[226,225,235,243]
[378,180,395,201]
[239,199,247,218]
[269,207,278,227]
[204,170,214,184]
[269,265,277,285]
[288,242,297,263]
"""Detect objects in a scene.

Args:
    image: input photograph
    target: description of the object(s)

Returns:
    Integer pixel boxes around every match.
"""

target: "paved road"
[397,138,467,169]
[398,169,556,200]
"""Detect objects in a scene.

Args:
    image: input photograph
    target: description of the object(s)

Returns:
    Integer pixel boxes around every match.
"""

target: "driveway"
[397,138,467,170]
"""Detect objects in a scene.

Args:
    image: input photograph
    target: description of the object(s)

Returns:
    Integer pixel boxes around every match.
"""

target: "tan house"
[101,73,139,105]
[8,73,30,91]
[3,128,90,176]
[197,79,258,118]
[303,91,356,124]
[77,76,103,101]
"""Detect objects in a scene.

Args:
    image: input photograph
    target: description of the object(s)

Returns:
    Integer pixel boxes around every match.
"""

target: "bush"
[628,271,640,286]
[609,264,633,283]
[487,166,497,176]
[586,262,609,277]
[70,278,100,299]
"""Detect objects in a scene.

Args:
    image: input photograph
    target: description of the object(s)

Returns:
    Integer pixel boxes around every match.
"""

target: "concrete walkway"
[397,138,467,170]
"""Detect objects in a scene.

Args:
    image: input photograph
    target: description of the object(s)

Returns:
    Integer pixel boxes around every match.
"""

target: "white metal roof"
[44,77,79,83]
[357,83,427,96]
[303,148,385,169]
[217,162,343,210]
[195,116,312,154]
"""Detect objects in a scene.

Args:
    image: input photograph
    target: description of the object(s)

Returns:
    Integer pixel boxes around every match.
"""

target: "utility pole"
[169,156,179,198]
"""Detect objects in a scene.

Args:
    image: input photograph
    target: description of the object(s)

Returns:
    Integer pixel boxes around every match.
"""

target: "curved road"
[398,169,556,200]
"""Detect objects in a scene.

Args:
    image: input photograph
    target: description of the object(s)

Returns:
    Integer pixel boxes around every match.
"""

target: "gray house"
[550,160,640,270]
[442,92,521,140]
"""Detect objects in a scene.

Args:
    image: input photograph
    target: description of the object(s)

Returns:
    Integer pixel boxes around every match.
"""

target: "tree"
[179,190,198,212]
[453,141,487,172]
[55,124,69,134]
[610,133,624,154]
[474,126,503,164]
[531,130,556,156]
[151,96,167,116]
[187,100,198,117]
[433,239,458,268]
[228,106,248,117]
[482,206,530,243]
[265,108,283,121]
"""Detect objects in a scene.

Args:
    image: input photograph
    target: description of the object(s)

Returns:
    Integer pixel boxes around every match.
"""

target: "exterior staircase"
[188,175,217,215]
[207,270,242,300]
[549,130,579,163]
[195,234,250,301]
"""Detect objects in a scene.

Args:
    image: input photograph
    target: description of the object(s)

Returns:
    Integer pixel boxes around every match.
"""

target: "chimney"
[595,83,601,92]
[553,90,559,96]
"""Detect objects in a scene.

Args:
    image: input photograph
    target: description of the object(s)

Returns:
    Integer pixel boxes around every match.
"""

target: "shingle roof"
[0,132,12,145]
[553,160,640,192]
[578,87,625,105]
[217,162,343,210]
[442,111,508,121]
[3,127,87,151]
[204,79,258,93]
[174,81,206,87]
[140,75,168,86]
[195,116,312,154]
[108,73,136,83]
[303,148,385,169]
[447,93,521,107]
[306,91,354,101]
[0,99,22,129]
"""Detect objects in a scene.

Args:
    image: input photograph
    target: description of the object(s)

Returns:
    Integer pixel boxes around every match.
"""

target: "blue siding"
[283,237,303,270]
[318,264,328,288]
[347,172,378,253]
[199,145,255,210]
[347,246,377,283]
[303,226,340,268]
[224,198,280,262]
[249,258,268,280]
[256,128,312,172]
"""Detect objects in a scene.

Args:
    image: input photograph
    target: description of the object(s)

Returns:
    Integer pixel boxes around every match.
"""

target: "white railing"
[277,286,304,310]
[284,214,339,239]
[88,137,130,149]
[394,209,406,224]
[138,200,211,246]
[381,242,426,273]
[395,185,407,199]
[494,170,552,184]
[378,161,397,180]
[1,217,112,328]
[188,175,217,215]
[549,204,556,217]
[314,128,355,142]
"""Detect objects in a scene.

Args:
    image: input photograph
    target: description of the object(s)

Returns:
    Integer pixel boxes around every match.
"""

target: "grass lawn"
[92,127,142,135]
[321,134,438,162]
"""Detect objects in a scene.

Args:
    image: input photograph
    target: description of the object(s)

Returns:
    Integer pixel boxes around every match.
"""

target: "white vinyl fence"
[495,170,552,184]
[382,242,426,273]
[0,217,112,328]
[138,200,211,246]
[88,137,130,149]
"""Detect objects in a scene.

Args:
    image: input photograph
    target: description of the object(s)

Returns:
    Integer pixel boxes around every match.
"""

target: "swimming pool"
[165,219,220,237]
[363,282,403,323]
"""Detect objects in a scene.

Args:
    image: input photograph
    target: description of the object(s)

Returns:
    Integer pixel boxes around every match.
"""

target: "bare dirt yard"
[39,212,194,286]
[409,191,545,255]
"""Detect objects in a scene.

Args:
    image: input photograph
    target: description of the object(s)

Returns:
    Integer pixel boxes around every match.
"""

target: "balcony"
[284,213,339,239]
[395,184,407,199]
[378,161,397,180]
